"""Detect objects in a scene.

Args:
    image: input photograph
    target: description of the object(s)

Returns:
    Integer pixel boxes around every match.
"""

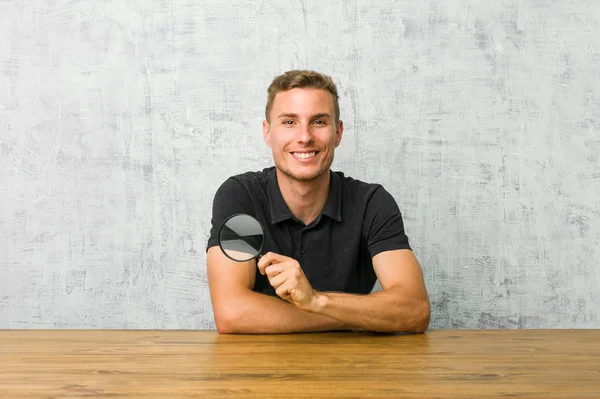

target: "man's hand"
[257,252,319,312]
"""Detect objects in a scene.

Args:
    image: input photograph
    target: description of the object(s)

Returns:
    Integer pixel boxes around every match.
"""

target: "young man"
[206,70,430,334]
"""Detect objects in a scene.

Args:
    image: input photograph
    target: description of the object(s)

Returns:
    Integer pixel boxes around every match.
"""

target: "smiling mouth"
[291,151,318,160]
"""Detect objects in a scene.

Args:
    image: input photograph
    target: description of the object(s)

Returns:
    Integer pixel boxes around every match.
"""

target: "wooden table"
[1,329,599,398]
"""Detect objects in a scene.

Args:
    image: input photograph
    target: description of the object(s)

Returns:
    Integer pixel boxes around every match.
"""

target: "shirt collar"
[266,167,343,224]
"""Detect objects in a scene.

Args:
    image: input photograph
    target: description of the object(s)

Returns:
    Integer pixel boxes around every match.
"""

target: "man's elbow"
[215,317,233,334]
[410,298,431,333]
[390,297,430,334]
[213,306,242,334]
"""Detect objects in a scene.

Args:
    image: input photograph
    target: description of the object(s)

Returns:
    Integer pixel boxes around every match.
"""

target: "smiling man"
[206,70,430,334]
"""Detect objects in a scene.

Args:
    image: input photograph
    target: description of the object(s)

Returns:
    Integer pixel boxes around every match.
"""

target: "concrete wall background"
[1,0,598,329]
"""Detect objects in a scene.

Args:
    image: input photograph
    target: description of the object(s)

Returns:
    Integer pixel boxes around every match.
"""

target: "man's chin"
[278,166,327,182]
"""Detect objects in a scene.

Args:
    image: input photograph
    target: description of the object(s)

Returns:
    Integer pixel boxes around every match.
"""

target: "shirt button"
[300,248,305,254]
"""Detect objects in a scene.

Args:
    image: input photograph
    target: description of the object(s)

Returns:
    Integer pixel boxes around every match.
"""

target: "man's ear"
[335,120,344,147]
[263,120,271,147]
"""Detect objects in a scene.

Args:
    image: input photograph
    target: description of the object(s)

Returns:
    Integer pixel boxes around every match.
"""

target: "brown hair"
[265,70,340,122]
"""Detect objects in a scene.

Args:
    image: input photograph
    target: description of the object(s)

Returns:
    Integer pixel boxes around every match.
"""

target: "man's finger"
[257,252,293,275]
[258,252,290,267]
[256,252,275,275]
[275,279,293,302]
[264,264,285,279]
[267,268,290,289]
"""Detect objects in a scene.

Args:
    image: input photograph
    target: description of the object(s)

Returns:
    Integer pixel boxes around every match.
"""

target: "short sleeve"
[364,186,412,258]
[206,177,254,251]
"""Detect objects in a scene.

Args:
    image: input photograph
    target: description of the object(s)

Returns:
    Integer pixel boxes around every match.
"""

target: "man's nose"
[297,123,314,143]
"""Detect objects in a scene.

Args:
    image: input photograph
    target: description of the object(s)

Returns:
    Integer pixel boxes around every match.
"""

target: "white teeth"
[294,152,316,159]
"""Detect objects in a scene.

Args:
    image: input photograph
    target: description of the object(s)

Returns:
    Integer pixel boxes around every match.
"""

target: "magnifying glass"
[218,213,265,262]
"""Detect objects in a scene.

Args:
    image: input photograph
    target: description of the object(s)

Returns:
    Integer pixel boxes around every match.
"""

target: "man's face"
[263,88,343,182]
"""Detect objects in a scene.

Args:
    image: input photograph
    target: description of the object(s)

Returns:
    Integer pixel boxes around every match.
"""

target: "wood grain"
[1,330,599,398]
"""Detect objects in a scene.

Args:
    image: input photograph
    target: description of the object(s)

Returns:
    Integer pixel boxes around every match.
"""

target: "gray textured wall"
[1,0,599,329]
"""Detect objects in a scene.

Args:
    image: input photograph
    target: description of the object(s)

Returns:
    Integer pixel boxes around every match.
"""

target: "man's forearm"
[215,290,350,334]
[311,286,430,333]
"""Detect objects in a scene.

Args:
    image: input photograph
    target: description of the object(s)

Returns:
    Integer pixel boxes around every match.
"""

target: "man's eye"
[282,120,294,125]
[314,120,326,125]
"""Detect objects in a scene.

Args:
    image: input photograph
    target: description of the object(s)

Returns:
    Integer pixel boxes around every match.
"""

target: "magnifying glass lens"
[218,214,265,262]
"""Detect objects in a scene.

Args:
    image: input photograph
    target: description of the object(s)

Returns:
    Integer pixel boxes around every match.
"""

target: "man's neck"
[276,168,330,226]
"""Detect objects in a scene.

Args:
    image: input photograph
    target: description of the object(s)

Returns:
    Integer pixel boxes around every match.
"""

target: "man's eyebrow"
[276,113,331,119]
[277,113,298,118]
[311,113,331,120]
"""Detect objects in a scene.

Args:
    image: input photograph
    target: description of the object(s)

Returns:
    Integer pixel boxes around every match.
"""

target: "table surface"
[1,329,599,398]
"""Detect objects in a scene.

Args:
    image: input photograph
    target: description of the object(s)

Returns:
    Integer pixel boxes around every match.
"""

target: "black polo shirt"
[206,166,411,297]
